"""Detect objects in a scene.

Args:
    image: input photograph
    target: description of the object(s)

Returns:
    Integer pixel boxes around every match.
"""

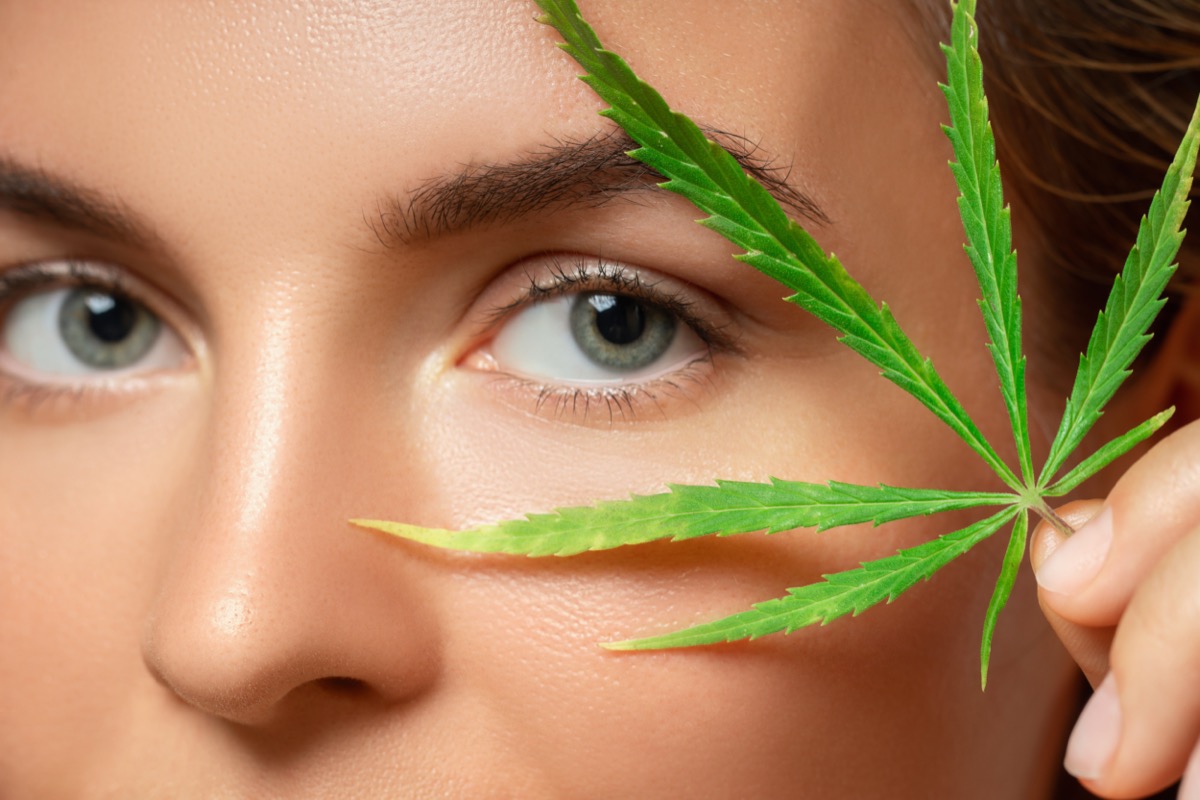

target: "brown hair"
[913,0,1200,384]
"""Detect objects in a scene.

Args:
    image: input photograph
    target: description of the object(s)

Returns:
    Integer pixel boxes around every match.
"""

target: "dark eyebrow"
[369,128,829,247]
[0,156,163,250]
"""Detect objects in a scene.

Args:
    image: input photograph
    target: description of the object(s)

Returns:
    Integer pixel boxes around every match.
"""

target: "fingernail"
[1065,673,1122,780]
[1035,507,1113,595]
[1178,740,1200,800]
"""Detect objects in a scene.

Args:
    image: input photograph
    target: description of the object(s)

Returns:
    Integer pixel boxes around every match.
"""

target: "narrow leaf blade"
[1041,97,1200,484]
[942,0,1032,483]
[603,507,1018,650]
[1044,408,1176,497]
[352,481,1016,557]
[979,509,1028,689]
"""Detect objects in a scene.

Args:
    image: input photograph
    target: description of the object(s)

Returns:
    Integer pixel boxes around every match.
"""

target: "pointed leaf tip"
[979,511,1028,690]
[1040,93,1199,485]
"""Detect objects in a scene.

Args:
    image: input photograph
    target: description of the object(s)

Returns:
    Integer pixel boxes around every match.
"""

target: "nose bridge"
[143,287,441,724]
[215,307,298,536]
[199,288,356,562]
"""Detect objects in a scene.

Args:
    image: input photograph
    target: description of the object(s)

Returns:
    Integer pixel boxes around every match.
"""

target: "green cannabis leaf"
[354,0,1200,688]
[601,507,1020,651]
[359,482,1016,557]
[940,4,1032,487]
[1039,130,1194,486]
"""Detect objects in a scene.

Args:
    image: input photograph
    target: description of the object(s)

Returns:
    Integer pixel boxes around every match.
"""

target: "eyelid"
[0,259,132,295]
[472,252,742,355]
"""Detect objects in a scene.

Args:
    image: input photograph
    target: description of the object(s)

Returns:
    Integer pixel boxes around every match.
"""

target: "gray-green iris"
[58,289,161,370]
[569,293,676,371]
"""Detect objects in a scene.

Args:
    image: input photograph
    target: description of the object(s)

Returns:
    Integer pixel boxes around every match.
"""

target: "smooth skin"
[0,1,1194,798]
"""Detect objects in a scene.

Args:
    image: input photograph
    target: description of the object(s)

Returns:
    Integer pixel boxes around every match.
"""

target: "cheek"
[0,389,202,782]
[396,345,1043,793]
[425,514,1028,794]
[424,335,996,530]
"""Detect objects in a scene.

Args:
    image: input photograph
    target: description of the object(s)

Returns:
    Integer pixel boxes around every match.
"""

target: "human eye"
[463,256,737,420]
[0,260,190,401]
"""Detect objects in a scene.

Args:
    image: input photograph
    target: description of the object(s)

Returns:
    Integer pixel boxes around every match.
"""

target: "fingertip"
[1036,508,1114,596]
[1029,516,1068,575]
[1177,740,1200,800]
[1029,500,1105,574]
[1064,672,1122,781]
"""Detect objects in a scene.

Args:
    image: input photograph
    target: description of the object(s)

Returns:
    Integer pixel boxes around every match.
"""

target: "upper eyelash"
[0,259,133,301]
[486,256,740,352]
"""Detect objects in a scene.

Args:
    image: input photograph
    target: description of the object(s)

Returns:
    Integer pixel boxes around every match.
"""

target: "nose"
[142,319,442,726]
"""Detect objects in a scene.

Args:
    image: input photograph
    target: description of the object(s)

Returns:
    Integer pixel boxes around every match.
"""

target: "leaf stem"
[1028,498,1076,538]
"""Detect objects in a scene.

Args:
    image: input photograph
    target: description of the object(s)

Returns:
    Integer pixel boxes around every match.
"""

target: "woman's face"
[0,2,1082,797]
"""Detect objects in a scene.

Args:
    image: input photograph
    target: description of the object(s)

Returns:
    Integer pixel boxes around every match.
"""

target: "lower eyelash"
[0,370,161,420]
[0,373,93,417]
[493,354,715,424]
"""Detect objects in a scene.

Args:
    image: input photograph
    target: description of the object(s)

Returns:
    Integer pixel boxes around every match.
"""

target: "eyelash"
[478,256,736,422]
[516,365,716,424]
[488,257,735,348]
[0,259,133,298]
[0,376,95,415]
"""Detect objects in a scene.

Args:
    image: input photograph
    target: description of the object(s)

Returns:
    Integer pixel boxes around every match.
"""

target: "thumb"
[1029,501,1113,688]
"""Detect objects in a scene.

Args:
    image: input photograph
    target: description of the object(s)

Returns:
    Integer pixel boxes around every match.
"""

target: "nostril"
[318,676,369,695]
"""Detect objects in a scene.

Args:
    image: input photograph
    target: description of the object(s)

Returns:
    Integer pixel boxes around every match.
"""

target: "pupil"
[84,293,137,343]
[589,294,645,345]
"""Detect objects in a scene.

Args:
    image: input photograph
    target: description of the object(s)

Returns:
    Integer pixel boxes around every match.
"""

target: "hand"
[1032,419,1200,799]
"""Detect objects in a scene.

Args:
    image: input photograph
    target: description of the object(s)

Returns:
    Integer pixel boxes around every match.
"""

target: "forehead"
[0,1,932,260]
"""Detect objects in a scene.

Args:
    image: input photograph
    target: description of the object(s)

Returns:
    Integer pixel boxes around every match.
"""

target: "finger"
[1029,501,1113,686]
[1061,523,1200,798]
[1179,742,1200,800]
[1034,419,1200,628]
